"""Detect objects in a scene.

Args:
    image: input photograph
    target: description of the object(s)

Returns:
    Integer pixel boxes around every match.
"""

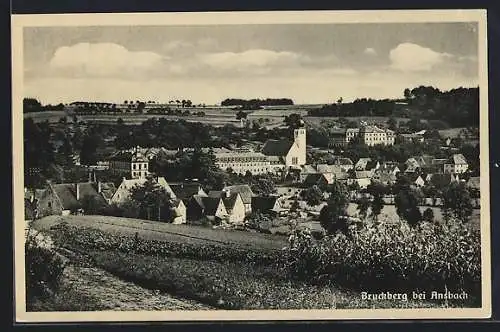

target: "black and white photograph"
[12,10,490,321]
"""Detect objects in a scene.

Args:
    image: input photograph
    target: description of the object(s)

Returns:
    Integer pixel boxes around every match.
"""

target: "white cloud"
[364,48,377,56]
[389,43,452,72]
[49,43,165,77]
[199,49,307,72]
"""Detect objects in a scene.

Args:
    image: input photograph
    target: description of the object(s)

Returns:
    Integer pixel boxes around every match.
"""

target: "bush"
[285,220,481,303]
[25,229,67,301]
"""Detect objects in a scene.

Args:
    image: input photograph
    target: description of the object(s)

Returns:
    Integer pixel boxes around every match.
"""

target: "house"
[188,195,227,222]
[169,182,207,201]
[408,173,426,188]
[108,148,149,179]
[372,172,397,186]
[347,171,372,189]
[171,199,187,224]
[355,158,379,171]
[444,154,469,174]
[332,157,354,172]
[262,127,307,169]
[37,181,111,217]
[156,176,178,199]
[111,178,148,204]
[207,189,246,224]
[223,184,255,215]
[299,164,318,182]
[251,195,286,216]
[303,173,330,189]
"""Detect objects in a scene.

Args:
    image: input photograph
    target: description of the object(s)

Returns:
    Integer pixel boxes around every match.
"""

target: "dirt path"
[62,264,213,311]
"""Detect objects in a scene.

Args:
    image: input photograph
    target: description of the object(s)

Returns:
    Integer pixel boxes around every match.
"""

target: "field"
[28,215,467,310]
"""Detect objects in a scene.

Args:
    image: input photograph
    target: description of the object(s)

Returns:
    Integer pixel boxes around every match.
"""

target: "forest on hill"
[307,86,479,128]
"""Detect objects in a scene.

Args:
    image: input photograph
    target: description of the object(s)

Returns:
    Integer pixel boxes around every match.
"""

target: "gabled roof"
[198,196,224,216]
[119,178,148,190]
[97,183,116,201]
[224,185,254,205]
[261,139,294,156]
[355,158,372,170]
[333,157,354,166]
[301,164,317,174]
[50,182,107,211]
[373,172,397,184]
[207,191,241,211]
[303,173,329,186]
[170,183,206,200]
[156,177,177,199]
[251,196,280,212]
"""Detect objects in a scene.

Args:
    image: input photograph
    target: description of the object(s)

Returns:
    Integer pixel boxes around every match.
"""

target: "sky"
[23,23,479,105]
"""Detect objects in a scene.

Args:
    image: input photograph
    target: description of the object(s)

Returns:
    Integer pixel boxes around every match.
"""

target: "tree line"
[221,98,294,109]
[307,86,479,128]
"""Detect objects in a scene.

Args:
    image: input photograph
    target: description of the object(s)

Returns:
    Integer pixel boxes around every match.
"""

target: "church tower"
[293,126,307,165]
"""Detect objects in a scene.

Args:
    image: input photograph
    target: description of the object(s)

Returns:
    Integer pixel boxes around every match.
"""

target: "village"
[24,101,481,237]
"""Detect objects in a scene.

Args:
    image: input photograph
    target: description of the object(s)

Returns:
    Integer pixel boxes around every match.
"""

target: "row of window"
[132,163,148,170]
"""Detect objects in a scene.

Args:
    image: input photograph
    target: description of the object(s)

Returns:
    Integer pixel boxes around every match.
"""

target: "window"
[292,157,298,165]
[48,201,52,208]
[133,164,136,170]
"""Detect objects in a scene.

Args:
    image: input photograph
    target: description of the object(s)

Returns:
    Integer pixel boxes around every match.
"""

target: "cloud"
[364,48,377,56]
[49,43,166,77]
[389,43,453,72]
[199,49,308,72]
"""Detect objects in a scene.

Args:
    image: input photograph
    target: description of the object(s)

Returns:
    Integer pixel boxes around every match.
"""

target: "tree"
[319,181,350,235]
[387,117,398,131]
[422,207,435,222]
[357,196,370,219]
[371,193,384,221]
[80,134,101,165]
[301,185,323,206]
[251,176,276,196]
[284,113,303,129]
[236,110,248,120]
[395,187,422,227]
[130,179,174,222]
[441,182,473,223]
[23,98,43,113]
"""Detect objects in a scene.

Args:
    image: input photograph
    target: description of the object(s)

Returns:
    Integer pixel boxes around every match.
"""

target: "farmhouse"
[223,184,255,215]
[169,182,207,201]
[171,199,187,224]
[207,189,246,224]
[37,181,112,217]
[111,178,148,204]
[251,196,286,216]
[187,195,227,222]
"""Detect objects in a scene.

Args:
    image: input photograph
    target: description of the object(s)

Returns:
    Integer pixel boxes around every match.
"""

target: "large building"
[214,151,270,175]
[344,125,395,146]
[108,149,149,179]
[213,127,307,175]
[261,127,307,168]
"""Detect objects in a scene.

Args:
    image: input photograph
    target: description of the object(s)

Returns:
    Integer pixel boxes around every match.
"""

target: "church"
[261,126,307,171]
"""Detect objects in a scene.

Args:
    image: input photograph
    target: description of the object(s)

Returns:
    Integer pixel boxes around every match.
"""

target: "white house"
[444,154,469,174]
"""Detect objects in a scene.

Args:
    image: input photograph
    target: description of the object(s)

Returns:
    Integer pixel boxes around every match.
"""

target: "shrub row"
[48,222,285,266]
[286,220,481,302]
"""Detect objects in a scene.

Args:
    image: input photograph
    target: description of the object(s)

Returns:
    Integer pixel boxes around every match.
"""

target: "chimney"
[223,188,230,198]
[76,183,80,200]
[98,181,102,193]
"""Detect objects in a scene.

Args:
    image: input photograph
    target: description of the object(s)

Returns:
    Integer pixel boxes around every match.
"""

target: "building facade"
[109,150,149,179]
[345,126,394,146]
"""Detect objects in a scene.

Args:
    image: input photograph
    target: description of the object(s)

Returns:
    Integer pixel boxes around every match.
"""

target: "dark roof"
[51,182,107,210]
[261,139,294,156]
[170,183,204,200]
[251,196,279,212]
[202,196,223,216]
[466,176,480,189]
[224,185,254,204]
[207,191,240,210]
[303,173,328,186]
[98,182,117,201]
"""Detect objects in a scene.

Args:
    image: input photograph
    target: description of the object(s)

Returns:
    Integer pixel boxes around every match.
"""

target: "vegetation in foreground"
[43,221,479,309]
